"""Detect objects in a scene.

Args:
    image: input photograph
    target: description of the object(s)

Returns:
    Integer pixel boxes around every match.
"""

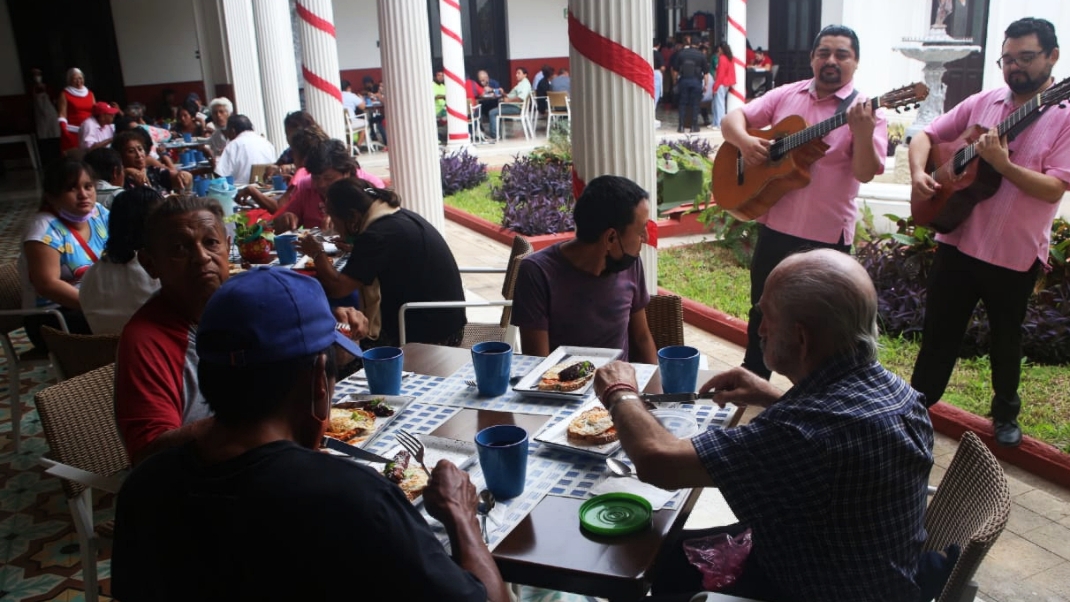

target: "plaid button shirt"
[692,350,934,602]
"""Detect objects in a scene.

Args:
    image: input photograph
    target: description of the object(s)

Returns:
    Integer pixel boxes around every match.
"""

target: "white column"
[568,0,658,294]
[295,0,345,141]
[726,0,747,111]
[378,0,445,232]
[440,0,470,148]
[252,0,301,153]
[219,0,267,135]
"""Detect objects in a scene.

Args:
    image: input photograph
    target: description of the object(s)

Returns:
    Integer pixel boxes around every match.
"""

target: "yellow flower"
[63,242,74,254]
[41,234,52,245]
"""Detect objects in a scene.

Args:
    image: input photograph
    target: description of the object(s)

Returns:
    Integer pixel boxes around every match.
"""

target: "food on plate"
[566,407,618,445]
[325,408,376,444]
[537,359,596,392]
[354,397,395,417]
[382,450,430,501]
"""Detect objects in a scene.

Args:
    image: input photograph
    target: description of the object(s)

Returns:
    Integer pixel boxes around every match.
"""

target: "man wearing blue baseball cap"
[112,268,509,601]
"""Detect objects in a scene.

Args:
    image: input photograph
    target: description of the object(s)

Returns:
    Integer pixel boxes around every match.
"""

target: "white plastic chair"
[546,91,571,136]
[344,109,380,155]
[496,95,534,141]
[468,103,486,144]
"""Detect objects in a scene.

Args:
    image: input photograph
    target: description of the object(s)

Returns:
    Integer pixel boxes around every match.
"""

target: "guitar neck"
[945,93,1044,174]
[772,96,878,157]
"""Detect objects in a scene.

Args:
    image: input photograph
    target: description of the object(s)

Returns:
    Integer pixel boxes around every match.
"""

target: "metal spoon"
[477,489,496,543]
[606,457,639,479]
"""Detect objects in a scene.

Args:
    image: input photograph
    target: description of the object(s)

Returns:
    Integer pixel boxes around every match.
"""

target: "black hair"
[289,128,328,163]
[326,178,402,225]
[200,347,338,428]
[283,110,317,131]
[811,25,860,59]
[1005,18,1059,54]
[143,196,225,253]
[719,43,734,60]
[41,158,92,201]
[112,128,152,159]
[573,175,648,243]
[304,139,358,177]
[341,79,351,90]
[180,99,199,117]
[226,114,254,135]
[517,66,529,76]
[83,147,123,183]
[541,65,554,78]
[103,187,165,264]
[113,115,140,133]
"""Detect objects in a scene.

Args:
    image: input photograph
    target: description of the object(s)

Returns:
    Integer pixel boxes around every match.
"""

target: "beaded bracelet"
[600,382,639,407]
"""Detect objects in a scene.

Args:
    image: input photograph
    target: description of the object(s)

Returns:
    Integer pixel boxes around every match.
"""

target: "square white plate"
[534,399,622,457]
[512,346,622,400]
[377,435,478,504]
[328,394,414,447]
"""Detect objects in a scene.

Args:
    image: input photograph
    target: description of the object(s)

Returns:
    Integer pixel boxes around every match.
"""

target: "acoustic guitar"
[910,76,1070,234]
[712,82,929,221]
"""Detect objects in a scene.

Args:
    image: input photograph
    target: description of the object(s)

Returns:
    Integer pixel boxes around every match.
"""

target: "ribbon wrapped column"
[568,0,657,294]
[378,0,445,231]
[727,0,748,111]
[252,0,301,153]
[296,0,345,140]
[440,0,470,147]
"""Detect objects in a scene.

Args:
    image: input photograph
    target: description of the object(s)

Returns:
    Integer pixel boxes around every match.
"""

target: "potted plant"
[226,212,275,264]
[656,141,708,216]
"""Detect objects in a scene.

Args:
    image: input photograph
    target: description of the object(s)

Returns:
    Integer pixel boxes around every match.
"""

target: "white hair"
[209,97,234,113]
[66,68,84,85]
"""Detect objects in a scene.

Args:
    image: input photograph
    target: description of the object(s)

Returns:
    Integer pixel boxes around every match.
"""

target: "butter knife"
[322,436,393,463]
[640,391,718,403]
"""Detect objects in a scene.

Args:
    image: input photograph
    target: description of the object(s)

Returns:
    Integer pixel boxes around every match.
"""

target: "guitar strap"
[836,90,859,115]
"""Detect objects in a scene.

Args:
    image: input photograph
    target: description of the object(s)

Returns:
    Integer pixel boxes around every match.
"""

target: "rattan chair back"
[924,431,1011,602]
[646,294,685,349]
[0,261,26,334]
[34,364,128,499]
[39,325,120,380]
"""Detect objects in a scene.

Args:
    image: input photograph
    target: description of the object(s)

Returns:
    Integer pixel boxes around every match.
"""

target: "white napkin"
[589,477,681,511]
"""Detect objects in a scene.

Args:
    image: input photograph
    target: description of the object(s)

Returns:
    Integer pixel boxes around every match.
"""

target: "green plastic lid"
[579,492,653,536]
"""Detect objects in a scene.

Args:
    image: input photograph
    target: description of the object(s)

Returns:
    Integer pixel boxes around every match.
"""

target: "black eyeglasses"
[996,51,1043,68]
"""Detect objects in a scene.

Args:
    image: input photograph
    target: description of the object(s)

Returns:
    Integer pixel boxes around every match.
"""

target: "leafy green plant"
[530,121,572,165]
[696,204,760,267]
[225,212,274,244]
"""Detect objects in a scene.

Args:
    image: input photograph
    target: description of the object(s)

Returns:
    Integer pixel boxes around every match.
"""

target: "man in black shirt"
[671,36,709,133]
[112,269,507,602]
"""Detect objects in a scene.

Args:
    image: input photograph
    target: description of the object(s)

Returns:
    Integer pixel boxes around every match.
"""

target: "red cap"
[92,102,119,116]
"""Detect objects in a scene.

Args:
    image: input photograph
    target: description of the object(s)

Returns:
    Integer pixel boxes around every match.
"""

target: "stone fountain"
[895,20,980,140]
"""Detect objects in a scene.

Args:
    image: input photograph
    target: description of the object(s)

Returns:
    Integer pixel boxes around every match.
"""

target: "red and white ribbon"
[727,0,748,108]
[296,0,345,140]
[440,0,469,143]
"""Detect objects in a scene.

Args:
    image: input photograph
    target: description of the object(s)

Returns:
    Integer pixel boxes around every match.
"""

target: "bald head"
[766,249,879,361]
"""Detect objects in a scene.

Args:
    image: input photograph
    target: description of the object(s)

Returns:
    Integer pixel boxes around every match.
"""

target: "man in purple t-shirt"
[511,175,658,363]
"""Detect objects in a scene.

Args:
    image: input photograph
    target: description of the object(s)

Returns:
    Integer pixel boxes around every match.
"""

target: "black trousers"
[648,523,783,602]
[24,308,91,352]
[910,244,1039,422]
[743,225,851,379]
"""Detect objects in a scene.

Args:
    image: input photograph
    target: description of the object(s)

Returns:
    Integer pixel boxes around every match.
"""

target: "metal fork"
[396,429,432,478]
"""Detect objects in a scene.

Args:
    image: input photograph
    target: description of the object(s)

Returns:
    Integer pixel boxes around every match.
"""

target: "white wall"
[110,0,203,85]
[0,3,23,95]
[506,0,568,59]
[747,1,770,50]
[333,0,381,69]
[984,0,1070,87]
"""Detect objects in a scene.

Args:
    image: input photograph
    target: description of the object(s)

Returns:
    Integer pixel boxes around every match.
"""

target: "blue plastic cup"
[182,151,194,165]
[471,341,512,397]
[193,177,209,197]
[272,174,286,191]
[657,345,700,394]
[363,346,404,395]
[182,132,192,143]
[274,233,298,265]
[225,175,235,186]
[475,424,528,499]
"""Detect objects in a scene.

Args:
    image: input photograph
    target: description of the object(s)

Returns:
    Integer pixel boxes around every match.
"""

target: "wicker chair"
[0,261,66,452]
[39,325,120,381]
[399,235,533,348]
[35,363,127,602]
[646,294,685,350]
[925,430,1011,602]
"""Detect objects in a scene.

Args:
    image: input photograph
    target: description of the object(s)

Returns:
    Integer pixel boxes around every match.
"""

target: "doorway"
[931,0,990,111]
[6,0,126,106]
[427,0,510,86]
[767,0,821,87]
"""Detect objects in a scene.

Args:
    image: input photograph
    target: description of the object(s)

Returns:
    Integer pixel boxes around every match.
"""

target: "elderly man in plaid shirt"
[594,249,934,602]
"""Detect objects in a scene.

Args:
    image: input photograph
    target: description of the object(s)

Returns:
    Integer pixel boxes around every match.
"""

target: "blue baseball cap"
[197,267,363,367]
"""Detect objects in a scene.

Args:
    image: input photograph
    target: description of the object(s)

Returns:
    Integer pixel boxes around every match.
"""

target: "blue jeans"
[676,77,702,131]
[488,103,522,138]
[713,85,728,127]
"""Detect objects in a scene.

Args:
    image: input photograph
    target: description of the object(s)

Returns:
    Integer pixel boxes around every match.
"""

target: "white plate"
[650,409,699,438]
[512,346,622,400]
[327,394,414,447]
[378,435,478,504]
[534,399,621,457]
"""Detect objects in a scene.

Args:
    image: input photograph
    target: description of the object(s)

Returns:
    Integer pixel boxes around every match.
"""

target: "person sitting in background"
[157,88,178,122]
[594,249,933,602]
[297,178,466,348]
[359,78,388,148]
[274,110,317,170]
[488,67,532,140]
[206,97,232,158]
[57,67,97,154]
[511,175,657,363]
[534,65,554,114]
[433,70,448,120]
[111,268,505,602]
[341,79,366,123]
[114,129,191,194]
[185,92,210,122]
[274,139,385,232]
[215,114,277,186]
[751,46,774,68]
[84,147,125,209]
[79,188,163,334]
[171,101,206,140]
[18,159,108,351]
[241,126,327,216]
[550,67,571,94]
[78,102,119,151]
[113,117,184,189]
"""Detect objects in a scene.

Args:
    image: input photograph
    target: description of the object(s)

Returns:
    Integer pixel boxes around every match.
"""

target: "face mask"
[603,235,639,275]
[58,208,92,223]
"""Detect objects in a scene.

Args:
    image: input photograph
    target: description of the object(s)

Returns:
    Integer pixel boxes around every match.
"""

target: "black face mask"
[603,236,639,275]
